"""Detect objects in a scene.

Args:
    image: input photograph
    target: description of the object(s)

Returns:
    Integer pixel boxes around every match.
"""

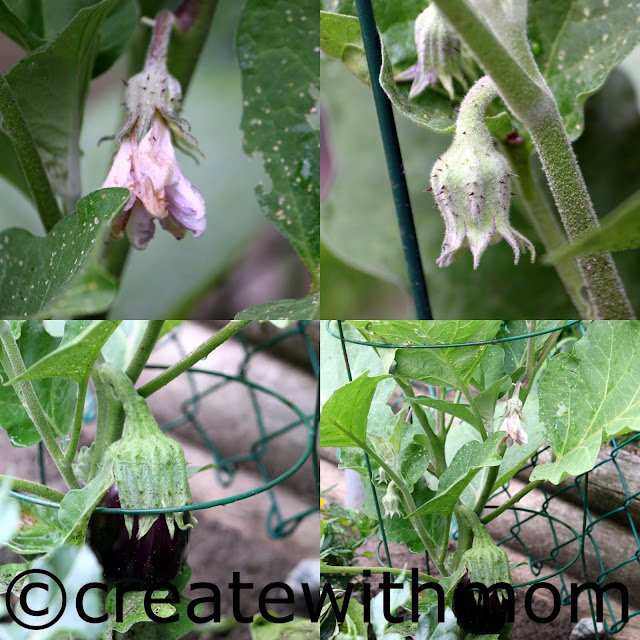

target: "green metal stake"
[354,0,432,320]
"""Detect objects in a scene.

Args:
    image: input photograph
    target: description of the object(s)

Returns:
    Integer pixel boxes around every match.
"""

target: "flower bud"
[395,4,473,100]
[502,388,528,447]
[430,77,535,268]
[382,481,403,519]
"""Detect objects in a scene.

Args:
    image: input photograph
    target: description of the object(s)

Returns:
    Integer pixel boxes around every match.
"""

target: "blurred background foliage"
[0,1,310,319]
[320,46,640,319]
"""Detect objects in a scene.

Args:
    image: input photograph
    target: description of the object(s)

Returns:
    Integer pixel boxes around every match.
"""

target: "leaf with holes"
[0,188,129,318]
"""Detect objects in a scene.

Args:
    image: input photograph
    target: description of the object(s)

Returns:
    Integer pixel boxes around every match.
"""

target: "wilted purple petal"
[102,137,136,211]
[165,170,206,236]
[126,201,156,250]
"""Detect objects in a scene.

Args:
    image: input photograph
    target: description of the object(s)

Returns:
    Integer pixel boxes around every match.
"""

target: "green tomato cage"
[326,320,640,637]
[10,321,319,540]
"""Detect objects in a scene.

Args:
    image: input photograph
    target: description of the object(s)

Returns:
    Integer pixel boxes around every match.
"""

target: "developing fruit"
[87,483,191,587]
[452,570,510,634]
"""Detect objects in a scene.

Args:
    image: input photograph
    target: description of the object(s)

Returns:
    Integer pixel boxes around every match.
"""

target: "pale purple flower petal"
[503,412,528,447]
[126,200,156,250]
[102,113,206,249]
[165,169,206,236]
[102,137,136,211]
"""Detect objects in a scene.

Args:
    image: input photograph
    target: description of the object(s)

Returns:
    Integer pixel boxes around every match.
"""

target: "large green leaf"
[3,0,115,207]
[5,320,120,385]
[0,0,44,50]
[2,0,137,76]
[236,0,320,292]
[320,320,395,407]
[17,545,106,638]
[349,321,501,388]
[0,321,77,447]
[531,321,640,484]
[529,0,640,141]
[320,372,389,448]
[0,188,128,318]
[410,432,503,518]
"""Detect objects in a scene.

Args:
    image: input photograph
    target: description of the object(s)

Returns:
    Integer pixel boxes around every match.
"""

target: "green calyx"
[99,363,194,541]
[457,505,511,596]
[430,76,535,269]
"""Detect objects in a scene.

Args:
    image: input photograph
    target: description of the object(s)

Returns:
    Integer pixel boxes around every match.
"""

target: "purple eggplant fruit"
[452,570,510,635]
[86,483,190,588]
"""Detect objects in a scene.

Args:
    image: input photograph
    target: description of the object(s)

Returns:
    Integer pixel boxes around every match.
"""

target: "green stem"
[98,362,149,430]
[452,506,473,567]
[521,320,537,390]
[439,513,452,566]
[458,503,493,545]
[463,381,487,440]
[505,144,589,316]
[481,480,542,525]
[397,379,446,475]
[126,320,165,383]
[88,368,123,482]
[473,442,506,515]
[325,416,448,576]
[533,322,565,369]
[445,390,461,434]
[138,320,251,397]
[62,378,89,467]
[431,0,634,319]
[320,563,436,583]
[0,73,62,232]
[1,476,66,503]
[0,322,79,489]
[436,387,445,437]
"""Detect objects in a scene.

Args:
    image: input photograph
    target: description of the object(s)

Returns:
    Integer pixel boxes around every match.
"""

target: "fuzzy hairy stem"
[505,143,589,316]
[0,322,79,489]
[0,476,65,503]
[138,320,251,397]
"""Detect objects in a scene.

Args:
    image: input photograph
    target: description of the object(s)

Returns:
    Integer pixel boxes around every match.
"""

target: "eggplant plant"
[0,319,250,639]
[320,320,640,638]
[320,0,640,319]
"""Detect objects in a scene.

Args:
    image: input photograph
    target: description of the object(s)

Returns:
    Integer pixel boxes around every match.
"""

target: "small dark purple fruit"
[86,484,190,588]
[452,570,509,635]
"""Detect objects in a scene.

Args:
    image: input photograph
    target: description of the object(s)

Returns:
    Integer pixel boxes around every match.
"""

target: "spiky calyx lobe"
[430,76,535,268]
